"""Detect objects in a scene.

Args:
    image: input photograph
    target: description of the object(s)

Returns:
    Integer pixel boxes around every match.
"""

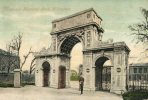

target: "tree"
[22,70,35,85]
[7,33,32,70]
[129,8,148,43]
[29,57,36,74]
[70,70,79,81]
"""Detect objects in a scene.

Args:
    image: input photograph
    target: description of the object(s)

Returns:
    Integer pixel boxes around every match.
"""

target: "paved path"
[0,85,123,100]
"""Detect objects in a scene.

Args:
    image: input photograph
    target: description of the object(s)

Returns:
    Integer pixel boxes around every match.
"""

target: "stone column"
[83,52,93,90]
[90,67,96,91]
[14,69,21,88]
[111,44,130,94]
[66,69,70,88]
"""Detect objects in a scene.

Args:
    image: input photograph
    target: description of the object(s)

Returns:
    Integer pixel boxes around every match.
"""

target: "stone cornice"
[34,53,70,58]
[50,22,104,35]
[52,8,102,23]
[113,42,130,52]
[83,42,130,52]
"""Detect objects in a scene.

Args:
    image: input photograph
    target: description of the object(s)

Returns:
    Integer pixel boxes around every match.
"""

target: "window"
[144,68,147,73]
[133,74,137,81]
[137,74,141,80]
[129,75,131,81]
[134,68,137,73]
[144,74,147,80]
[139,68,142,73]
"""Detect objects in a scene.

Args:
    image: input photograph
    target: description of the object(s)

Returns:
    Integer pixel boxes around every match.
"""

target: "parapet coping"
[50,22,104,34]
[52,8,102,23]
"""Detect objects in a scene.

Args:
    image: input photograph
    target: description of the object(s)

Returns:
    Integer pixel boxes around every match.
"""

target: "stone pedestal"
[14,69,21,88]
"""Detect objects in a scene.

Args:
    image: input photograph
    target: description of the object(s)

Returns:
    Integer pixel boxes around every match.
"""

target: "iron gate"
[95,66,111,91]
[102,67,111,91]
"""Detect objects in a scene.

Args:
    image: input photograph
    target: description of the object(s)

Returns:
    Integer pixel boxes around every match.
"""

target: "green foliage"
[22,82,35,86]
[70,75,79,81]
[70,70,79,81]
[122,90,148,100]
[71,70,77,76]
[0,82,14,87]
[21,70,35,85]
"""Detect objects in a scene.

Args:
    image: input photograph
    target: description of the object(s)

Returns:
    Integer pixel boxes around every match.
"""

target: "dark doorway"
[42,61,50,87]
[95,57,111,91]
[58,66,66,88]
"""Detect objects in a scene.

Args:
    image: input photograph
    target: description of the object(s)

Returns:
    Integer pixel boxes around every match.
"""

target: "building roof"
[0,49,17,56]
[52,8,102,23]
[129,63,148,67]
[0,49,9,55]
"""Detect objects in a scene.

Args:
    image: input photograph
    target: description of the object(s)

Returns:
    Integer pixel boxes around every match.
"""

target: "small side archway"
[58,66,66,89]
[42,61,50,87]
[95,56,113,91]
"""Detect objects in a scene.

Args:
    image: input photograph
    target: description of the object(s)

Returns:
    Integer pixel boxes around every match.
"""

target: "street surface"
[0,82,122,100]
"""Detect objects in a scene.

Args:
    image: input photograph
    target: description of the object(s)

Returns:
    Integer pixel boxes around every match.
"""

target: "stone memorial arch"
[34,8,130,94]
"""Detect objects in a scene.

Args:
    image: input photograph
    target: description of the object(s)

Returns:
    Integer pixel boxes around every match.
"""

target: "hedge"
[70,75,79,81]
[122,90,148,100]
[0,82,14,87]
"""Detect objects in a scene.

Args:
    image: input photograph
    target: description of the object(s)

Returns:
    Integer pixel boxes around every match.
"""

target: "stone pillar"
[14,69,21,88]
[50,56,59,88]
[66,69,70,88]
[83,52,93,90]
[90,67,96,91]
[111,44,130,94]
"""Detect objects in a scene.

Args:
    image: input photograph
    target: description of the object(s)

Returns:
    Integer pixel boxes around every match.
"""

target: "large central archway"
[59,36,82,54]
[58,36,83,88]
[95,56,112,91]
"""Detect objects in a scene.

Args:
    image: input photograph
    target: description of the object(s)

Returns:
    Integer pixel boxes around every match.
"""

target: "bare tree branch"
[20,47,32,70]
[30,64,36,74]
[6,33,32,71]
[29,57,36,74]
[129,8,148,44]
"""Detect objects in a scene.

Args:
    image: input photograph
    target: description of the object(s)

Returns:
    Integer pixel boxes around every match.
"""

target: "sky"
[0,0,148,70]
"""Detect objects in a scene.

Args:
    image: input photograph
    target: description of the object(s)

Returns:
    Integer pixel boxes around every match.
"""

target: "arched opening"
[60,36,81,54]
[42,61,50,87]
[95,56,112,91]
[60,36,83,88]
[70,43,83,88]
[58,66,66,88]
